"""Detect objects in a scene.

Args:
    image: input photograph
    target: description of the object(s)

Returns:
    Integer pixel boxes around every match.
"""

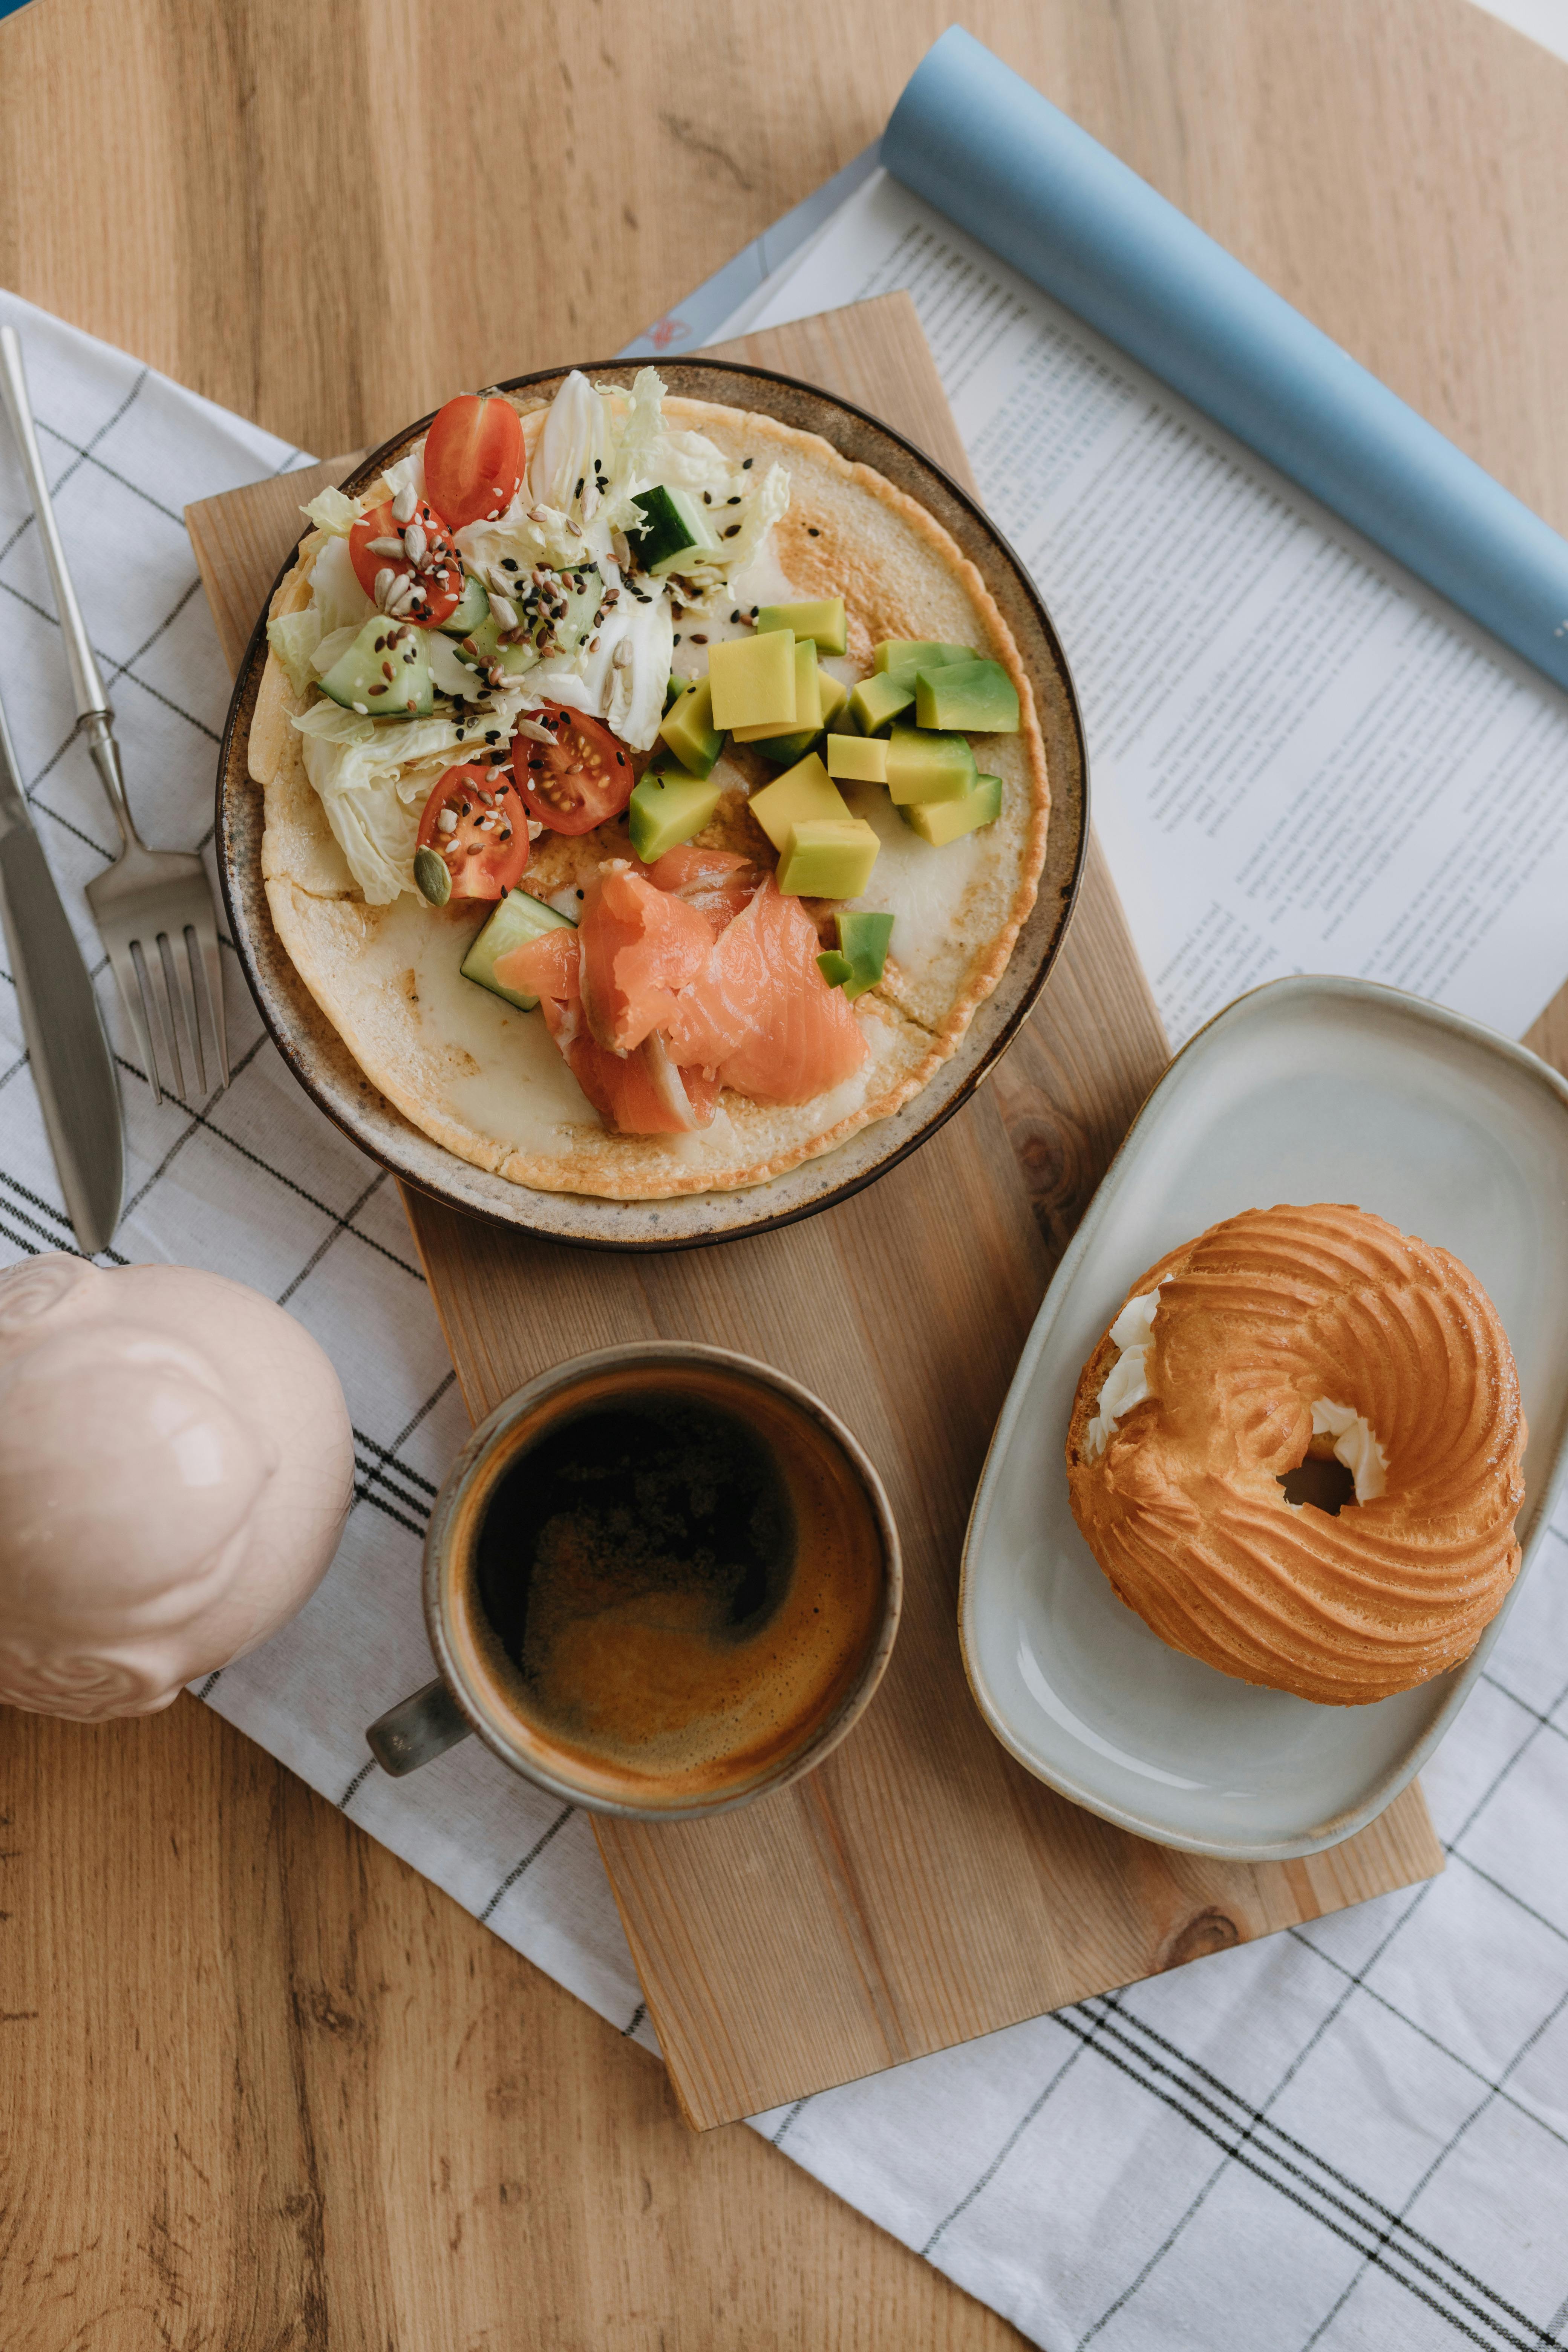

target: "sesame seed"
[807,527,820,537]
[743,458,753,470]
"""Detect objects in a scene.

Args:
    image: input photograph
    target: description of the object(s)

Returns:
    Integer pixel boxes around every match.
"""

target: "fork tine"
[133,934,183,1101]
[106,935,162,1107]
[168,926,206,1096]
[191,918,228,1091]
[151,933,188,1099]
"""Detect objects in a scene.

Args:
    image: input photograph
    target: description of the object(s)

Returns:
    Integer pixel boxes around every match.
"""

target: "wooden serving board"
[188,293,1441,2132]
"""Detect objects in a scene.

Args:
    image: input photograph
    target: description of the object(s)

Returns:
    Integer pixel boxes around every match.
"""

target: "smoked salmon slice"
[494,923,717,1134]
[496,868,867,1133]
[639,845,761,938]
[664,877,868,1104]
[577,862,712,1053]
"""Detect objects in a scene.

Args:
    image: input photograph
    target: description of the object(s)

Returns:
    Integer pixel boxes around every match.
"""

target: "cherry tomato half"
[349,498,462,628]
[414,765,529,903]
[423,394,525,532]
[510,705,635,837]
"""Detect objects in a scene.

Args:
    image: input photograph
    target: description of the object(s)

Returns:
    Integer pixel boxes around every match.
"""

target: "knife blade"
[0,683,123,1255]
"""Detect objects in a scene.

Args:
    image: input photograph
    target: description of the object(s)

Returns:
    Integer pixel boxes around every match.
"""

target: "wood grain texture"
[10,0,1568,2334]
[190,291,1439,2132]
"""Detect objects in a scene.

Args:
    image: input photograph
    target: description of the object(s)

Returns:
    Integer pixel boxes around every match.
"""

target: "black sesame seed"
[723,525,741,539]
[701,491,712,505]
[727,496,741,506]
[502,557,518,572]
[807,527,820,537]
[742,458,754,470]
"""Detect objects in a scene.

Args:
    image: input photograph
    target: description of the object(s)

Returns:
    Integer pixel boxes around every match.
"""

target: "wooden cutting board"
[188,292,1441,2132]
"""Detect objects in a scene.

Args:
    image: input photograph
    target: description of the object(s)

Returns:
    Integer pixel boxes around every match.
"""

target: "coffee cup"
[366,1341,901,1820]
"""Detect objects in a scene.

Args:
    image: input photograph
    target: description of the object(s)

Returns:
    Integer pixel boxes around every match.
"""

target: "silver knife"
[0,683,124,1254]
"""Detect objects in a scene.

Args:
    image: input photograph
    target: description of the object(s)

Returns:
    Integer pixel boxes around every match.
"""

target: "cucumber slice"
[317,617,433,717]
[627,485,717,576]
[460,889,576,1012]
[439,573,490,636]
[533,562,602,658]
[458,612,540,683]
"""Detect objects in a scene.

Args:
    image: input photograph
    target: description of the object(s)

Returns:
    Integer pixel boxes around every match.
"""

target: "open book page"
[737,169,1568,1049]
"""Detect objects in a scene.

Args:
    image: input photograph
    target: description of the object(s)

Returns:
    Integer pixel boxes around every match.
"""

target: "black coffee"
[464,1364,886,1787]
[477,1393,795,1692]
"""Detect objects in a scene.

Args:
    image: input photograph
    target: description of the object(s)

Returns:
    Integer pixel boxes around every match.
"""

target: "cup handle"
[366,1677,472,1776]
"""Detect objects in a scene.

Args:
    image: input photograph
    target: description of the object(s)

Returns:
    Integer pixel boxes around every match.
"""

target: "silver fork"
[0,325,227,1104]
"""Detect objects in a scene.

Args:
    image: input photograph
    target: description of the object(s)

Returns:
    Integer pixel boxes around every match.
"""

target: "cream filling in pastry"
[1085,1286,1164,1459]
[1307,1397,1388,1504]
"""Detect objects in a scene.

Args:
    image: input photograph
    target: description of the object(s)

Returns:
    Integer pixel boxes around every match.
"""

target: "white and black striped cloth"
[1,287,1563,2351]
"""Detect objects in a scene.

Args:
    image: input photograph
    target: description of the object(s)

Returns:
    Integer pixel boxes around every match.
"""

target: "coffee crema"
[447,1364,887,1803]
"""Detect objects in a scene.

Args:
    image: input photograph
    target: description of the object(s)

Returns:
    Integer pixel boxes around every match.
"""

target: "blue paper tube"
[884,28,1568,695]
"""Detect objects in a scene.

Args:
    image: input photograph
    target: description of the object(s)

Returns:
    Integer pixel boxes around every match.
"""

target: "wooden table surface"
[6,1,1568,2344]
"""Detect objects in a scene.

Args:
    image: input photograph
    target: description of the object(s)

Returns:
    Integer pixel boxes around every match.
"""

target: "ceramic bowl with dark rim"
[215,359,1089,1250]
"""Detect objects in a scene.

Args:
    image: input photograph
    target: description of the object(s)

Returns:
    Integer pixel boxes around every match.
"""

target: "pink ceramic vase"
[0,1254,354,1720]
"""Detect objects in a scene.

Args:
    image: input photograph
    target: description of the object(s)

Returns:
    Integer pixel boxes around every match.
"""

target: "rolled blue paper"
[884,28,1568,695]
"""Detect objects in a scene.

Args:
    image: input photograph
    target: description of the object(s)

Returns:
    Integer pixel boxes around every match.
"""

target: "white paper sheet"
[737,170,1568,1048]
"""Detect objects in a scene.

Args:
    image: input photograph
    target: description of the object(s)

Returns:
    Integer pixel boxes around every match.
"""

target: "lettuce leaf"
[266,608,321,697]
[301,485,362,537]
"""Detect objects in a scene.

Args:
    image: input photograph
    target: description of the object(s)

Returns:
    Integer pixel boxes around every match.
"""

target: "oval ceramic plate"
[215,358,1087,1250]
[960,975,1568,1861]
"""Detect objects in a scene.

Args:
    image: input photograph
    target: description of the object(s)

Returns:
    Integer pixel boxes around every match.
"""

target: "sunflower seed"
[373,566,397,608]
[390,483,418,524]
[403,524,428,565]
[365,534,404,559]
[490,594,519,631]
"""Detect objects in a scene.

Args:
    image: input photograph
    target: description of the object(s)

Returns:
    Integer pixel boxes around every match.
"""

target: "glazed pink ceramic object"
[0,1255,354,1719]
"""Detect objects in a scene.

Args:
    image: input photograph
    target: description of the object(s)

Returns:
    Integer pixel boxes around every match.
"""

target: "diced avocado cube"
[776,818,880,899]
[825,732,888,784]
[629,761,723,863]
[734,639,822,742]
[885,723,978,805]
[460,889,576,1011]
[914,658,1020,734]
[817,948,854,988]
[318,617,434,716]
[748,752,850,851]
[846,671,914,737]
[663,673,682,714]
[628,484,717,576]
[901,771,1004,847]
[757,672,847,766]
[756,597,847,656]
[709,629,796,731]
[659,676,724,777]
[872,639,977,680]
[830,908,894,999]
